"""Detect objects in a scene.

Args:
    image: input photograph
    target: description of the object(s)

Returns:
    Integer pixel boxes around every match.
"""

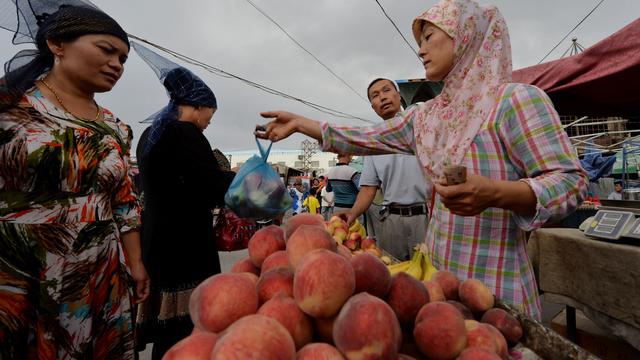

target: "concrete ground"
[138,249,248,359]
[139,249,564,359]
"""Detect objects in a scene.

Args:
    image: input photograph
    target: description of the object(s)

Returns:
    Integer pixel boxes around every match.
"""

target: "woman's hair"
[0,5,129,111]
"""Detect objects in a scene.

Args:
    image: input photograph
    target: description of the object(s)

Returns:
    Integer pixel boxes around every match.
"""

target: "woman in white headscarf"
[255,0,587,319]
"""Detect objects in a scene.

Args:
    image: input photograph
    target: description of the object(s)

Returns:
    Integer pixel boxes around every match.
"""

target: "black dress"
[136,121,234,358]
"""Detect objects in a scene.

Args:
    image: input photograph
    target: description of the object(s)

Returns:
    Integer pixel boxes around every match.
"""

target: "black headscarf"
[132,41,217,158]
[0,1,129,109]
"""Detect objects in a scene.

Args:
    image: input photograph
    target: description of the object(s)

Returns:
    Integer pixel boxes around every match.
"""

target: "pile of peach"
[326,213,391,263]
[165,213,523,360]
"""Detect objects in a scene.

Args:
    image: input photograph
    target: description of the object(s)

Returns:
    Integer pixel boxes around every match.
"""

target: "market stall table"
[527,228,640,350]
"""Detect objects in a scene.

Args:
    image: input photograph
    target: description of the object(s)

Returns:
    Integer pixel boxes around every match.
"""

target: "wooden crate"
[495,300,599,360]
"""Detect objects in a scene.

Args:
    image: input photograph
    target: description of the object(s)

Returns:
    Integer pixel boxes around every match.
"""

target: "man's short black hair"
[366,78,398,101]
[310,188,317,196]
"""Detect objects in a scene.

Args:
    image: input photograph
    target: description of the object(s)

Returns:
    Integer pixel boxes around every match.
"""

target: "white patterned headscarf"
[410,0,512,181]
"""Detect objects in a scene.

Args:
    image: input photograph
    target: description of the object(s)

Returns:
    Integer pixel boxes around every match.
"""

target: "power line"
[128,34,375,124]
[373,0,419,58]
[244,0,368,103]
[538,0,606,64]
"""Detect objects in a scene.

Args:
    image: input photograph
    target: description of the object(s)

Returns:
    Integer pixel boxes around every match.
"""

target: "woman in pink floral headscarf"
[256,0,587,319]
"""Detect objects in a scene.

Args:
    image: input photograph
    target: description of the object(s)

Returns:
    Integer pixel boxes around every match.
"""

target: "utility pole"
[301,139,319,175]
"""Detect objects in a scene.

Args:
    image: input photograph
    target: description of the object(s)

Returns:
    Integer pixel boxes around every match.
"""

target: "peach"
[287,225,337,269]
[347,232,362,248]
[446,300,474,320]
[465,320,501,356]
[360,237,376,250]
[333,227,348,244]
[351,252,391,299]
[294,249,355,318]
[261,250,290,273]
[386,272,430,325]
[364,247,382,258]
[189,273,258,333]
[258,293,313,350]
[431,270,461,300]
[313,316,336,344]
[486,323,509,359]
[328,218,349,235]
[343,237,358,251]
[230,256,260,276]
[248,225,285,267]
[458,278,495,313]
[211,314,296,359]
[424,280,446,302]
[285,213,325,240]
[336,244,352,259]
[413,302,467,360]
[457,347,502,360]
[481,308,523,345]
[296,343,345,360]
[163,332,218,360]
[257,267,294,304]
[333,293,402,359]
[239,272,259,285]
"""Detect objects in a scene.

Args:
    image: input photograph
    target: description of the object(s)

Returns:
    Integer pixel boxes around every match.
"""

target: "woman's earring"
[54,53,62,64]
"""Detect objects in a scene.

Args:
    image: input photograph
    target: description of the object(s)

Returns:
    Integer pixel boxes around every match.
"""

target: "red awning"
[512,18,640,117]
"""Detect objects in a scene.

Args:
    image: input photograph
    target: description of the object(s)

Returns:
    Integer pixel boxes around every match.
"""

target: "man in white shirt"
[346,78,431,261]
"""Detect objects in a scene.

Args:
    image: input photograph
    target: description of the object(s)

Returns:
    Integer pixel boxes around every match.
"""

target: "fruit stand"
[164,213,598,359]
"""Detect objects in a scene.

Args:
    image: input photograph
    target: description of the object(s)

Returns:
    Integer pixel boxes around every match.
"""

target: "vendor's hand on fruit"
[434,174,496,216]
[345,211,358,226]
[256,111,322,142]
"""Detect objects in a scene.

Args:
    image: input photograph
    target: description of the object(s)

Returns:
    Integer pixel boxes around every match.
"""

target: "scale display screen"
[584,210,635,240]
[624,218,640,240]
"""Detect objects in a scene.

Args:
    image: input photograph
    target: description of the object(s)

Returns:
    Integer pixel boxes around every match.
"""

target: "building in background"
[224,149,351,178]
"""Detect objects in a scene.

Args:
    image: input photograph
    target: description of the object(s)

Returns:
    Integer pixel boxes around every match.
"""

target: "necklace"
[39,79,102,121]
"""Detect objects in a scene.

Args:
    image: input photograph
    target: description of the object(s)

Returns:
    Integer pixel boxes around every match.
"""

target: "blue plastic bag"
[224,139,292,219]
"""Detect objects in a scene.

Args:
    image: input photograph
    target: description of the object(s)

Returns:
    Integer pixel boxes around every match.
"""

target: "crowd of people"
[0,0,589,358]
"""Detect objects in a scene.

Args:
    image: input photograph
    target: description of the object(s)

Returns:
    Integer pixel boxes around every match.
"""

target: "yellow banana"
[387,260,411,275]
[419,243,438,281]
[421,255,438,281]
[405,250,423,280]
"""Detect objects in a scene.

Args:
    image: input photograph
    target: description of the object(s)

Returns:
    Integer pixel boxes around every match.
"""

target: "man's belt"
[387,204,427,217]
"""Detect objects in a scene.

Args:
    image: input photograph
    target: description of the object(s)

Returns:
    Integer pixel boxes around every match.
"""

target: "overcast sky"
[1,0,639,153]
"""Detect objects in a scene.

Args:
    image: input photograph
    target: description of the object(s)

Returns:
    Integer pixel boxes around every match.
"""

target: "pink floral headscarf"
[410,0,512,181]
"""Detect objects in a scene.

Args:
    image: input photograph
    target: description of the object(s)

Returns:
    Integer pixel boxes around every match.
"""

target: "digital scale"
[582,209,640,241]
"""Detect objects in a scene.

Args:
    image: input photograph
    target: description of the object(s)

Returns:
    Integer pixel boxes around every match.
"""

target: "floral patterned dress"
[0,89,140,359]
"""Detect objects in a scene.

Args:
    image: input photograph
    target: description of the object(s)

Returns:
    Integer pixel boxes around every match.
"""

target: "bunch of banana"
[387,248,423,280]
[386,244,438,281]
[419,243,438,281]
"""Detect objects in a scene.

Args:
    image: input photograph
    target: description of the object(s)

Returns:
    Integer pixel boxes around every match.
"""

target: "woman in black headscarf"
[0,2,149,359]
[132,43,235,359]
